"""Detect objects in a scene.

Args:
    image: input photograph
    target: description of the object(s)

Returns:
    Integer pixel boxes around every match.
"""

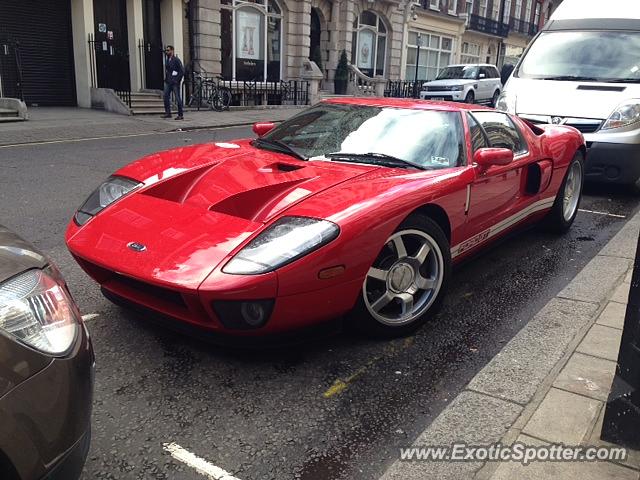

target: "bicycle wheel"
[220,88,232,111]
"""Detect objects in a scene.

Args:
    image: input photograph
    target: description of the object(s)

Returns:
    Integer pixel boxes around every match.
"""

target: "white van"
[496,0,640,187]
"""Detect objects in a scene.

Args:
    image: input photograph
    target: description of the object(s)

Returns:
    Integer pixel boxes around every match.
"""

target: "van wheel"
[464,91,475,104]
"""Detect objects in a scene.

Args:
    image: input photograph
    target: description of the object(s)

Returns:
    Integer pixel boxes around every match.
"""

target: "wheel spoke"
[371,291,394,312]
[415,274,436,290]
[413,242,431,264]
[367,267,388,281]
[392,236,408,259]
[398,293,414,316]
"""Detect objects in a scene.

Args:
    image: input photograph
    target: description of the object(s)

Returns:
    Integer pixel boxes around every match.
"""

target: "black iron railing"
[115,89,132,108]
[385,80,425,99]
[0,37,24,101]
[467,13,510,37]
[185,74,310,108]
[509,17,539,36]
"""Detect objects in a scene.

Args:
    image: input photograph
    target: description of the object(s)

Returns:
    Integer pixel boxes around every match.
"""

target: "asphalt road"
[0,129,638,480]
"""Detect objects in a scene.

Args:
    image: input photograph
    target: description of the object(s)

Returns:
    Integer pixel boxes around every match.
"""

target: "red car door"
[461,111,536,252]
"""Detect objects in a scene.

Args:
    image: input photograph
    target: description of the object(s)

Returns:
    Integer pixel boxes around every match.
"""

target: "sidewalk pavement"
[0,106,304,146]
[382,211,640,480]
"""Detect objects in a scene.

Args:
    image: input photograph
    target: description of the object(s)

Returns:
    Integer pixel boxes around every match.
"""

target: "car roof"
[445,63,497,68]
[321,97,494,112]
[550,0,640,20]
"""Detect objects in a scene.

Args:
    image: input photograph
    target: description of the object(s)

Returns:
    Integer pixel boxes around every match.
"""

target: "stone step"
[0,107,19,118]
[129,100,165,108]
[0,116,24,123]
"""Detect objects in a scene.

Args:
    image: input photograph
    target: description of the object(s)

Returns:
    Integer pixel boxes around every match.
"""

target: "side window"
[467,114,489,153]
[490,67,500,78]
[479,67,491,79]
[472,111,527,154]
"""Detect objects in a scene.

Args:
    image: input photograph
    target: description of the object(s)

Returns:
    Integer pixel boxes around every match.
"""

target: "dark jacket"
[165,55,184,85]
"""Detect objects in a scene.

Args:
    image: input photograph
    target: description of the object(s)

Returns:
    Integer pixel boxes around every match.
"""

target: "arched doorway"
[310,8,322,67]
[351,10,387,77]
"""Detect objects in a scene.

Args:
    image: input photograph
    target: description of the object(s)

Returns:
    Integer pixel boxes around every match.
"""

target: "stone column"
[71,0,95,107]
[284,0,312,80]
[161,0,185,60]
[193,0,222,75]
[126,0,144,91]
[326,0,342,85]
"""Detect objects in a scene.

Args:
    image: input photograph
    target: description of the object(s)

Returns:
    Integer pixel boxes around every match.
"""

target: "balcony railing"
[510,17,539,36]
[467,13,510,37]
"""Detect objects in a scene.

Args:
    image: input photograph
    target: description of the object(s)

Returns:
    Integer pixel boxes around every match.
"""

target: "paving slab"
[553,352,617,402]
[596,302,627,330]
[557,255,630,304]
[381,391,522,480]
[599,220,640,260]
[491,433,638,480]
[522,387,602,445]
[576,324,623,362]
[611,281,632,304]
[467,298,598,405]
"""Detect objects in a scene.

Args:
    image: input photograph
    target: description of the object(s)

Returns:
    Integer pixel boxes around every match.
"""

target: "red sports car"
[66,98,585,339]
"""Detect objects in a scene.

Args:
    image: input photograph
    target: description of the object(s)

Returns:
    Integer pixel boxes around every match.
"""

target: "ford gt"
[65,98,585,339]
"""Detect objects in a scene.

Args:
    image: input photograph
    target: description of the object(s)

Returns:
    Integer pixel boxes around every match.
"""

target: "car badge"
[551,116,564,125]
[127,242,147,252]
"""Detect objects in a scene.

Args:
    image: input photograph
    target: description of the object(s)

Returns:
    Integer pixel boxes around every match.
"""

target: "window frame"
[405,30,455,81]
[448,0,459,15]
[352,10,388,77]
[469,111,529,156]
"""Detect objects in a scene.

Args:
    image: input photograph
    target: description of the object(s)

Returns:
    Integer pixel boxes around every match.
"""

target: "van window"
[471,112,527,154]
[517,31,640,82]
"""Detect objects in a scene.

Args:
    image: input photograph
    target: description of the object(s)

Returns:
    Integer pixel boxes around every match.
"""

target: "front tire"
[491,89,500,107]
[464,90,475,104]
[544,151,585,233]
[349,215,451,338]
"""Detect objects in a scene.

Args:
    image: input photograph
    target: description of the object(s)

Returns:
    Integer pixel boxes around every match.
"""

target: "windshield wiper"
[252,138,307,160]
[537,75,600,82]
[326,152,426,170]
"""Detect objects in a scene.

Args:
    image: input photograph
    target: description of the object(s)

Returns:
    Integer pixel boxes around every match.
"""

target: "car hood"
[0,225,48,283]
[424,79,476,87]
[66,141,378,289]
[512,78,639,120]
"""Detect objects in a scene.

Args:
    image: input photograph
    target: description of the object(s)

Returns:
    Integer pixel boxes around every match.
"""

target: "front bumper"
[419,90,464,101]
[584,141,640,185]
[0,325,94,480]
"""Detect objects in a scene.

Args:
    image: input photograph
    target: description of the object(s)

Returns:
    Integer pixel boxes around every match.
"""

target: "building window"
[534,1,541,26]
[220,0,282,81]
[461,41,480,64]
[504,0,512,21]
[351,11,387,77]
[525,0,533,21]
[479,0,488,17]
[514,0,523,19]
[430,0,440,9]
[491,0,500,20]
[405,31,454,81]
[448,0,458,14]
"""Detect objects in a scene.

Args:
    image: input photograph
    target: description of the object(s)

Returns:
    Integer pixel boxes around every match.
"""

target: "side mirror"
[474,148,514,168]
[253,122,275,137]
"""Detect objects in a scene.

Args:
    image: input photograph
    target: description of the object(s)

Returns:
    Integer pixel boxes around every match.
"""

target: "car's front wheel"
[350,215,451,338]
[464,90,475,104]
[491,89,500,107]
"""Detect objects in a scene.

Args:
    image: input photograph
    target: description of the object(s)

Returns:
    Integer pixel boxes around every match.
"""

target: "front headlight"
[74,176,142,225]
[224,216,340,275]
[0,269,80,356]
[495,91,516,113]
[602,100,640,130]
[451,85,464,91]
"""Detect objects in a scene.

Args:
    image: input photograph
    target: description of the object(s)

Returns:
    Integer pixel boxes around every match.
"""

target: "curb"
[381,210,640,480]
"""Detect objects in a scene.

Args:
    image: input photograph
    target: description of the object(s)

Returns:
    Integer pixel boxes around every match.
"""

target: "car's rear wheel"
[464,90,475,104]
[544,150,585,233]
[350,215,451,338]
[491,89,500,107]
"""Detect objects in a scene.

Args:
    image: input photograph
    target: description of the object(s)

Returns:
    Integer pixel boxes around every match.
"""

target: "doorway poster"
[237,9,263,60]
[357,30,374,70]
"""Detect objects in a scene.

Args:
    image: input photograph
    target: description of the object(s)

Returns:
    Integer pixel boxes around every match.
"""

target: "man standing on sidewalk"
[162,45,184,120]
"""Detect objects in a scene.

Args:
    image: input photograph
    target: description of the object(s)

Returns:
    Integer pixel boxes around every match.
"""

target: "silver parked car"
[420,64,503,106]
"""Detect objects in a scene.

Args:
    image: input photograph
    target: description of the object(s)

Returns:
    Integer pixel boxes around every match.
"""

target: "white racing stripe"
[81,313,99,322]
[163,443,242,480]
[578,208,626,219]
[450,196,556,258]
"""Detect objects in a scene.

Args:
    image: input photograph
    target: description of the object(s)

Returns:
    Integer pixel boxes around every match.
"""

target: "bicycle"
[187,73,231,112]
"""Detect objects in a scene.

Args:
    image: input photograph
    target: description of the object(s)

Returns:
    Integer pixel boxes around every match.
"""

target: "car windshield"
[436,66,479,80]
[517,30,640,82]
[260,104,465,169]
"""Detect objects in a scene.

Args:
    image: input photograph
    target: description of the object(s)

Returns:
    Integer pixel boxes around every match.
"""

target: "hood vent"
[258,162,305,173]
[577,85,626,92]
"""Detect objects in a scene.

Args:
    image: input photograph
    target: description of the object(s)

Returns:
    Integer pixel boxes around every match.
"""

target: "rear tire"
[543,151,585,233]
[349,215,451,338]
